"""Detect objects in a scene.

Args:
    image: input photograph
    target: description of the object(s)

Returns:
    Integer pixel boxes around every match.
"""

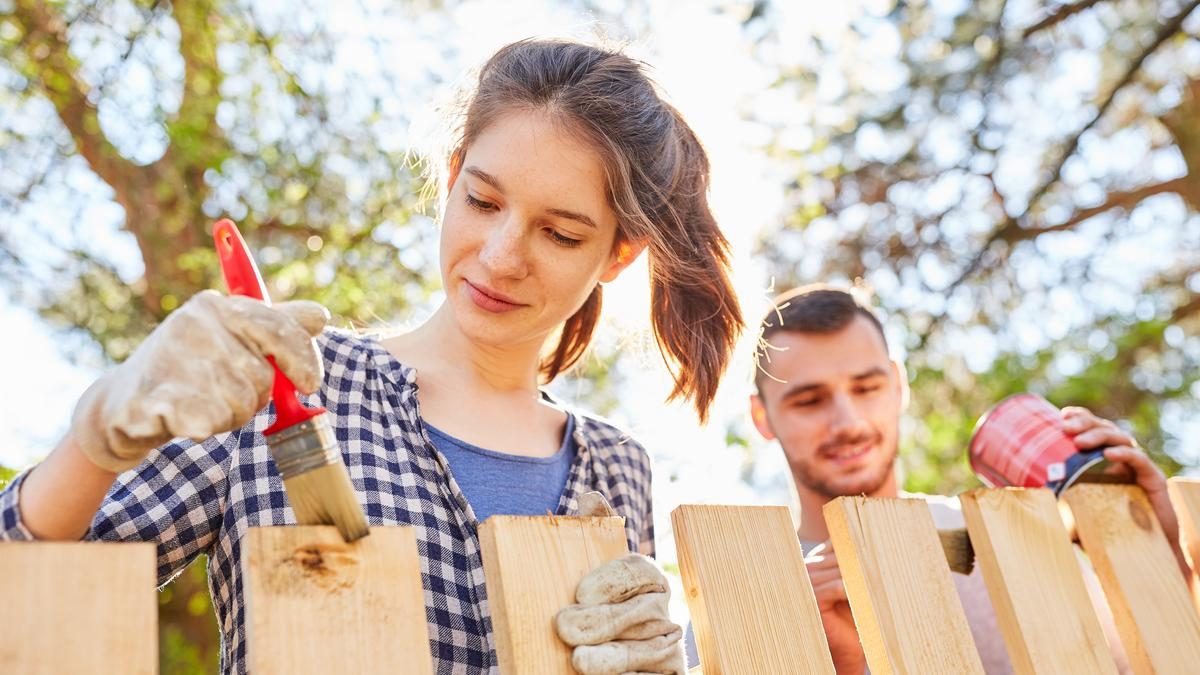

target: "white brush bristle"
[282,465,370,542]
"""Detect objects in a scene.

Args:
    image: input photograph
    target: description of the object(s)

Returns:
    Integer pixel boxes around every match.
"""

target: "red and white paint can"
[969,393,1119,495]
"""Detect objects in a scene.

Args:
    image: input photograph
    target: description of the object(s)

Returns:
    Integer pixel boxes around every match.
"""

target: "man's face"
[751,315,905,500]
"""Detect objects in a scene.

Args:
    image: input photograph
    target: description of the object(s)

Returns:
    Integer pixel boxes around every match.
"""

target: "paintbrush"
[213,219,369,542]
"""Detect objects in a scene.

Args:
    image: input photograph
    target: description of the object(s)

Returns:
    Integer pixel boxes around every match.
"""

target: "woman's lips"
[465,281,524,313]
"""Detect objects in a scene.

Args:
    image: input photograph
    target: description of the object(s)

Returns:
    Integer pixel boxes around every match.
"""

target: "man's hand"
[555,554,686,675]
[806,541,866,675]
[1062,406,1189,577]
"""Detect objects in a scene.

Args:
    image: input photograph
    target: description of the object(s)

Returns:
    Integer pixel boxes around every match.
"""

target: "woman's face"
[440,109,631,351]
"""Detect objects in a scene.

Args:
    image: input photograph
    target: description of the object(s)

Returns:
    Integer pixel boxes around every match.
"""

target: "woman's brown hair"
[445,39,743,422]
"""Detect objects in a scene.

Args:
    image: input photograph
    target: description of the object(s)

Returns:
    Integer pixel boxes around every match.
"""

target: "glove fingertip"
[294,362,325,395]
[279,300,331,337]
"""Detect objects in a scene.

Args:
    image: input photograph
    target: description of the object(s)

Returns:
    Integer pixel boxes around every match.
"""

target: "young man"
[743,284,1185,673]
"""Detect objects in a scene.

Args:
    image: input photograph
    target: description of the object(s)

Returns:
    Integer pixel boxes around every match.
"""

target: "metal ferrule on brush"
[266,416,341,479]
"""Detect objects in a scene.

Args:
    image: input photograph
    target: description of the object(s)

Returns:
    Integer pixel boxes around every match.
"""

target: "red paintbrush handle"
[213,219,324,434]
[213,219,270,303]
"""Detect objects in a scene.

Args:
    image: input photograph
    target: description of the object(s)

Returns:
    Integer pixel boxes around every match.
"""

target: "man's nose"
[828,392,869,437]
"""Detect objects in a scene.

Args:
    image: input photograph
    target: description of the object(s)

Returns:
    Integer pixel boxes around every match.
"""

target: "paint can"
[968,393,1128,496]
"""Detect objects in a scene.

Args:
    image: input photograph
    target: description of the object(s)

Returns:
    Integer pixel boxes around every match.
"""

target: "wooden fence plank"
[960,488,1117,675]
[1063,484,1200,675]
[672,504,835,674]
[479,515,629,675]
[0,542,157,674]
[1167,477,1200,612]
[243,526,432,675]
[823,496,984,675]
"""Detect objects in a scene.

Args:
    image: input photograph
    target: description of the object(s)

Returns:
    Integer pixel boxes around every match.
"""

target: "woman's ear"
[599,240,647,283]
[446,151,464,193]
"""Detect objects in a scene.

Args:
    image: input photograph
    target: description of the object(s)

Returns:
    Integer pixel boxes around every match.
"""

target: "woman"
[0,40,742,673]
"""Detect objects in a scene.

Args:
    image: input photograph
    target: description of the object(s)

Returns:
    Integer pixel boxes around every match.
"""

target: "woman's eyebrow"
[546,208,597,229]
[465,166,503,190]
[466,165,597,229]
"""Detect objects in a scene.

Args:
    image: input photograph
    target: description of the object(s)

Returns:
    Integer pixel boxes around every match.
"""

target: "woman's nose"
[478,216,529,279]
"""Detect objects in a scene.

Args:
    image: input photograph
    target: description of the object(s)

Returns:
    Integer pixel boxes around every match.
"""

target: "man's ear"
[891,358,910,412]
[599,240,647,283]
[750,393,777,441]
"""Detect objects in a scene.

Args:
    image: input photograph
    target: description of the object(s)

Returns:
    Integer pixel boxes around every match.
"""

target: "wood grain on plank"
[823,496,984,675]
[960,488,1117,675]
[0,542,157,674]
[1064,484,1200,675]
[479,515,629,675]
[672,504,834,674]
[243,526,431,675]
[1167,477,1200,613]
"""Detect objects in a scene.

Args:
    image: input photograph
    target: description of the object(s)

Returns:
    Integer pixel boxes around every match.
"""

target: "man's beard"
[792,430,897,500]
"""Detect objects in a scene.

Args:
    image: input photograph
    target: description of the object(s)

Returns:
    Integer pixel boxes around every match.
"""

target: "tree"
[2,1,443,670]
[750,0,1200,492]
[2,0,435,363]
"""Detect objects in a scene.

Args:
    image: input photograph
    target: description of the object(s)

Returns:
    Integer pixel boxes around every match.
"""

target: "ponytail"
[645,118,742,422]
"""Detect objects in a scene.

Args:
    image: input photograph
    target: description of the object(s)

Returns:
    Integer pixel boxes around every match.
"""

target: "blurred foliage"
[159,558,220,675]
[1,0,438,365]
[747,0,1200,494]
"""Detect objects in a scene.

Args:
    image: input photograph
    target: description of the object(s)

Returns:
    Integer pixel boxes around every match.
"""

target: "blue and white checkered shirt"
[0,331,655,674]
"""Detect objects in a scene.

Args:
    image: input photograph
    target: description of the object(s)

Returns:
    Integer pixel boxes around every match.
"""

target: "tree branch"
[1021,0,1107,38]
[1028,177,1189,235]
[106,0,164,85]
[0,230,23,286]
[9,0,140,195]
[1024,0,1198,219]
[166,0,227,168]
[945,0,1200,294]
[1171,293,1200,324]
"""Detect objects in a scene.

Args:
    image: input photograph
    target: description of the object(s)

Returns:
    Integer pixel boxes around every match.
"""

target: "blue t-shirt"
[425,415,576,523]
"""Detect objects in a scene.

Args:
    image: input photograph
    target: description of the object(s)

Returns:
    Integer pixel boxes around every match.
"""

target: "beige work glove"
[557,492,684,674]
[556,551,686,675]
[70,290,329,473]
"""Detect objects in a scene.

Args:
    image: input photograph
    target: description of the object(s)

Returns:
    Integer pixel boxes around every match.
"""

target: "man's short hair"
[754,284,888,391]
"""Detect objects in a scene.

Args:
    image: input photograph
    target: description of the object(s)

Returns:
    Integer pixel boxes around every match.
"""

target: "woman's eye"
[465,194,497,212]
[548,230,583,248]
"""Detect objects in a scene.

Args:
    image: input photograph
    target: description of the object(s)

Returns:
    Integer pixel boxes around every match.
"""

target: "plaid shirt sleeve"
[615,434,656,557]
[0,431,236,587]
[635,447,656,558]
[572,414,657,557]
[0,471,36,541]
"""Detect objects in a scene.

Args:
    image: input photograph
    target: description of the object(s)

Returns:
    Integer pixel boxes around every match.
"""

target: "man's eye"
[465,194,497,212]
